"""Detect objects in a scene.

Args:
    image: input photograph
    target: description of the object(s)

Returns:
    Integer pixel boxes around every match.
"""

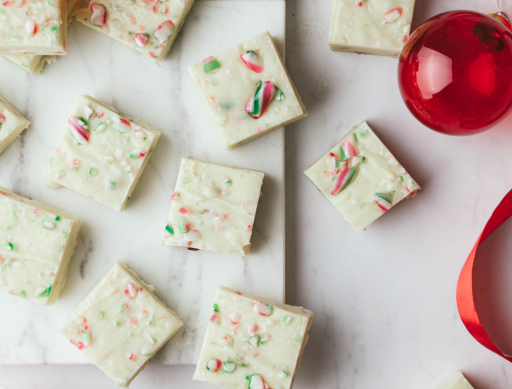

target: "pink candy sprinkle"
[248,324,259,334]
[179,207,189,214]
[0,115,5,123]
[2,1,10,6]
[383,7,403,24]
[171,192,181,201]
[210,314,219,322]
[77,317,87,325]
[126,317,138,325]
[33,209,41,214]
[127,353,136,360]
[245,226,252,232]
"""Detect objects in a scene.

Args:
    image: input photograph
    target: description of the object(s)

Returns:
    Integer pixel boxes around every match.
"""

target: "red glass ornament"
[398,11,512,135]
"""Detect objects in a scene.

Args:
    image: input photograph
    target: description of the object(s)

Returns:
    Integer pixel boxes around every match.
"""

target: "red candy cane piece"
[240,51,263,73]
[331,166,357,195]
[154,20,175,44]
[90,4,107,27]
[135,33,149,47]
[112,116,131,133]
[68,117,89,145]
[25,20,38,35]
[383,7,403,24]
[245,81,278,119]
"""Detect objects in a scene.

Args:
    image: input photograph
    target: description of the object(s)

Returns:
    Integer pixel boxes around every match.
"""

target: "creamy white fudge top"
[0,0,67,54]
[2,0,79,74]
[0,186,81,305]
[189,31,307,149]
[60,262,183,388]
[436,372,474,389]
[304,122,420,231]
[329,0,415,56]
[0,93,30,155]
[44,95,160,212]
[76,0,195,64]
[193,286,313,389]
[163,158,264,256]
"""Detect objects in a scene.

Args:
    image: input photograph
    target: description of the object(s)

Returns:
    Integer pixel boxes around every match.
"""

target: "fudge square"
[304,122,420,231]
[44,95,161,212]
[189,31,307,149]
[193,286,314,389]
[436,372,474,389]
[2,0,79,74]
[59,262,183,388]
[0,0,67,55]
[0,93,30,155]
[329,0,416,57]
[163,158,264,256]
[76,0,195,64]
[0,186,81,305]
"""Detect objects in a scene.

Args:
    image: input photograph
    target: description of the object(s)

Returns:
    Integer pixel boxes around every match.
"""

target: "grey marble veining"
[0,1,285,366]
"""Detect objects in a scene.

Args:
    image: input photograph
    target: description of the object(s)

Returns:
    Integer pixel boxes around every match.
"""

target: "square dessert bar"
[0,186,81,305]
[304,122,420,231]
[44,95,161,212]
[189,31,307,149]
[0,93,30,155]
[163,158,264,256]
[436,372,474,389]
[2,0,79,74]
[59,262,183,388]
[193,286,314,389]
[329,0,416,57]
[76,0,195,65]
[0,0,67,55]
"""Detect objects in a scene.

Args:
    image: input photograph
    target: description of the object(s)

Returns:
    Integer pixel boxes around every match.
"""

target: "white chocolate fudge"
[0,186,81,305]
[76,0,195,65]
[329,0,415,57]
[436,372,474,389]
[163,158,264,256]
[0,93,30,155]
[0,0,67,55]
[2,0,79,74]
[193,286,313,389]
[189,31,307,149]
[44,95,161,212]
[304,122,420,231]
[59,262,183,388]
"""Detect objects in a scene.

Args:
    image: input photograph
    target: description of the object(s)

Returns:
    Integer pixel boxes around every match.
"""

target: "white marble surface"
[0,0,285,366]
[4,0,512,388]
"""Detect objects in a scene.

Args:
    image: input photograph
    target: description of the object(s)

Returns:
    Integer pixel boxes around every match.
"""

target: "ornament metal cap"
[489,11,512,31]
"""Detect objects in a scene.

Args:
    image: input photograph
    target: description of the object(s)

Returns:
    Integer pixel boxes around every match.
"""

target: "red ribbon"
[456,189,512,363]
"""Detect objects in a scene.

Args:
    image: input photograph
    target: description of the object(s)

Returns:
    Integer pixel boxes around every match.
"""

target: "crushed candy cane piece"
[223,360,236,373]
[222,176,232,185]
[154,20,175,44]
[247,374,271,389]
[280,315,293,325]
[95,122,107,133]
[90,3,107,27]
[220,335,233,346]
[141,345,153,356]
[127,283,137,298]
[245,81,278,119]
[165,225,174,235]
[144,330,155,344]
[112,116,131,133]
[25,20,38,35]
[203,56,221,74]
[129,149,145,159]
[83,106,94,122]
[341,135,357,160]
[331,166,357,195]
[327,153,341,175]
[68,117,89,145]
[206,358,222,372]
[248,335,260,347]
[135,33,149,47]
[275,90,285,101]
[383,7,403,24]
[80,331,91,346]
[278,370,289,379]
[373,193,393,212]
[254,301,273,316]
[240,51,263,73]
[42,220,55,230]
[89,168,98,176]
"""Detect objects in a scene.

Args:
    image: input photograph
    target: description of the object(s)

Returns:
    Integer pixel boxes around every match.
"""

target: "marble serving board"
[0,0,285,365]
